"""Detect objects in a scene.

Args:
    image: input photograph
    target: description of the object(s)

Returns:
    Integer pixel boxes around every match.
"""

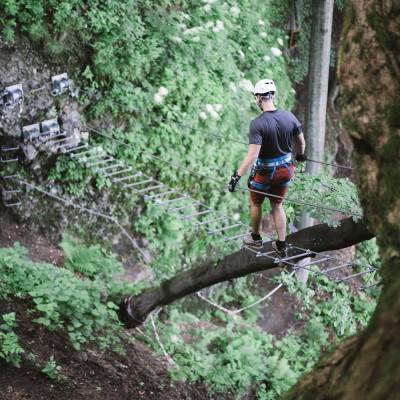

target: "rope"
[197,269,296,315]
[13,178,150,262]
[85,126,362,218]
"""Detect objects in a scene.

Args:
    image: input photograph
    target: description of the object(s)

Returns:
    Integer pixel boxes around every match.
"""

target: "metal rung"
[1,146,19,152]
[157,195,189,206]
[0,157,18,163]
[169,201,201,212]
[113,173,145,184]
[86,158,115,168]
[224,231,250,242]
[102,167,133,177]
[47,137,70,145]
[195,216,228,227]
[208,223,242,234]
[64,144,89,154]
[322,263,352,274]
[41,133,67,141]
[2,189,21,194]
[97,163,125,172]
[146,189,177,200]
[3,201,21,207]
[122,177,153,188]
[178,209,213,220]
[276,251,312,263]
[2,174,20,180]
[133,184,164,194]
[336,268,376,283]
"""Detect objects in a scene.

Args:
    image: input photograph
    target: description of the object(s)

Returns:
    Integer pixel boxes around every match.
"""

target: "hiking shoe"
[243,233,263,249]
[272,240,288,259]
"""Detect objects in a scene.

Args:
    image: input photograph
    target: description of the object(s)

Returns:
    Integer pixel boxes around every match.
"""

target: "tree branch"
[119,217,373,328]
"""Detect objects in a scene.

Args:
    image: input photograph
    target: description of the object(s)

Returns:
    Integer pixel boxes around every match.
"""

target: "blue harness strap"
[250,153,294,191]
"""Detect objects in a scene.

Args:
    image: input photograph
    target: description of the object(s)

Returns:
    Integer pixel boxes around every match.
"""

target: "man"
[228,78,306,256]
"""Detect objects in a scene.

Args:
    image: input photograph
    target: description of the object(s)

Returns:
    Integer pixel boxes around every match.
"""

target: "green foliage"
[0,244,128,351]
[0,312,24,367]
[61,234,123,279]
[41,356,64,380]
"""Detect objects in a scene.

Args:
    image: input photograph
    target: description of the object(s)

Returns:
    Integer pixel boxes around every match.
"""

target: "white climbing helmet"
[253,79,277,96]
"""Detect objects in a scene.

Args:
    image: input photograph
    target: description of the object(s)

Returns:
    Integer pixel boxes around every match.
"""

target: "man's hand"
[228,171,241,192]
[295,153,306,162]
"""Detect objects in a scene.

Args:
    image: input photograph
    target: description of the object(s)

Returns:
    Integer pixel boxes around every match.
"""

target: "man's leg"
[250,196,262,235]
[271,201,286,241]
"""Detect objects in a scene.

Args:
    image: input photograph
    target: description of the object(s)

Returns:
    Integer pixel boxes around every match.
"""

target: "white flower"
[271,47,282,57]
[291,88,296,94]
[260,32,267,38]
[203,4,211,12]
[183,26,202,35]
[238,49,245,60]
[192,36,200,42]
[158,86,168,96]
[230,6,240,17]
[277,37,284,46]
[210,110,220,119]
[233,213,240,221]
[257,19,265,26]
[263,55,271,62]
[216,20,224,30]
[229,82,237,92]
[207,0,217,4]
[240,79,254,92]
[205,104,214,113]
[154,93,163,104]
[205,21,214,29]
[214,103,223,112]
[212,26,219,33]
[171,36,182,43]
[199,111,208,120]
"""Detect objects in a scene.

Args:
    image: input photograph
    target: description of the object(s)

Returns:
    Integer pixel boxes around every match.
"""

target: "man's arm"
[237,144,261,177]
[294,132,306,156]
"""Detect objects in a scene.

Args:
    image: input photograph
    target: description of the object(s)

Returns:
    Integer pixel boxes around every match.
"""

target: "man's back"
[249,109,302,159]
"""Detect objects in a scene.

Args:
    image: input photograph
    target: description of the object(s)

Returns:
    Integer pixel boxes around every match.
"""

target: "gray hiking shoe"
[272,240,288,259]
[243,234,263,249]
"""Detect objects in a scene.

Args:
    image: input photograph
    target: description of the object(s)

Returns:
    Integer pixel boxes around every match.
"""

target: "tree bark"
[119,217,373,327]
[297,0,335,283]
[284,1,400,398]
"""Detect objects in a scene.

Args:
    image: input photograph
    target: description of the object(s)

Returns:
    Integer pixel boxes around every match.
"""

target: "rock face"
[0,36,85,157]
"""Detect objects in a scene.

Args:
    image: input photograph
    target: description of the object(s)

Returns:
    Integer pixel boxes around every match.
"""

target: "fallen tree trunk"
[119,217,373,327]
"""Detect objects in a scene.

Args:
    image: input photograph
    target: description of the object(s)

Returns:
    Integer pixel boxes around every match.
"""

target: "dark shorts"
[248,163,295,205]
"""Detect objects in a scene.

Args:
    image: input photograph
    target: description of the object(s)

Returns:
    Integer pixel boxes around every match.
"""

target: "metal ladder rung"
[147,189,177,200]
[195,216,228,227]
[113,173,145,184]
[48,137,70,145]
[2,174,20,180]
[97,163,125,172]
[208,223,242,234]
[255,250,278,258]
[361,282,380,290]
[157,195,189,206]
[322,262,352,274]
[168,201,200,212]
[178,209,213,220]
[122,177,154,188]
[86,158,115,168]
[101,167,133,177]
[133,184,164,194]
[336,268,376,283]
[2,189,21,194]
[224,231,250,242]
[64,144,89,154]
[0,157,18,163]
[275,251,312,263]
[1,146,19,152]
[3,201,21,207]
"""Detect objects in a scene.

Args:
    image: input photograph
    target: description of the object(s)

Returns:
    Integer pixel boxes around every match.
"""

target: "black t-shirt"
[248,110,302,159]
